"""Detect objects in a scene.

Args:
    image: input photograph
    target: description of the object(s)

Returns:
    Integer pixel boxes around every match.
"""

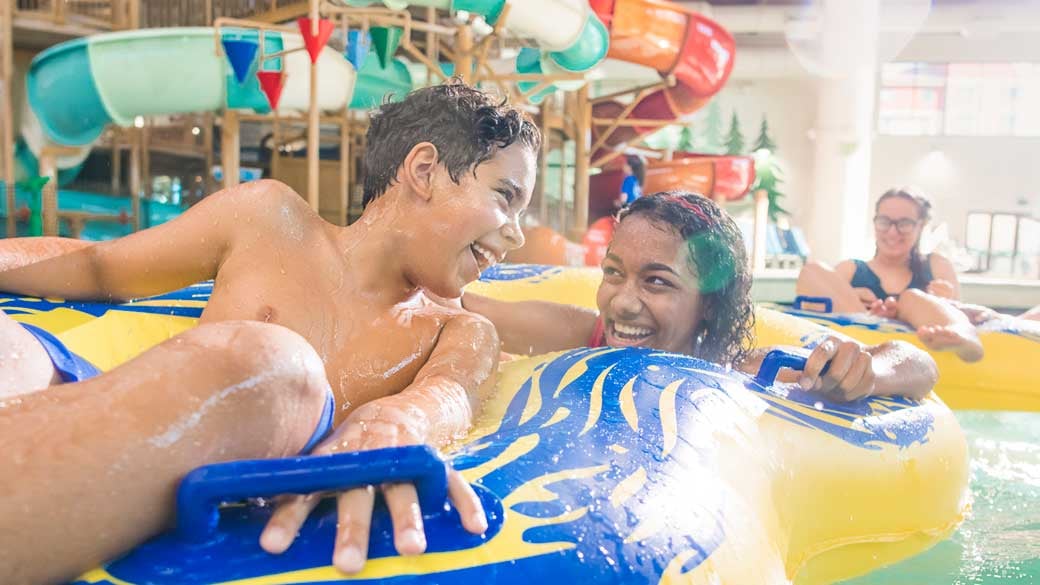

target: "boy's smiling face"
[411,143,536,298]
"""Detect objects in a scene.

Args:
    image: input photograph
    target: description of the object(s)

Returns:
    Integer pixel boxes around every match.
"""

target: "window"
[878,62,1040,136]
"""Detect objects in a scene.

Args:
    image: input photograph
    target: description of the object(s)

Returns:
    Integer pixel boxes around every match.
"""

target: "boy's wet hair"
[618,191,754,366]
[362,80,541,207]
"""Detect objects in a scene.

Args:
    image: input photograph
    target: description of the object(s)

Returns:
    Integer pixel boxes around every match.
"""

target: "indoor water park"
[1,0,1039,583]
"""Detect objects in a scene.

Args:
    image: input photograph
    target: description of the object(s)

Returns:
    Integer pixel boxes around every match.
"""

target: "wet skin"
[0,141,537,574]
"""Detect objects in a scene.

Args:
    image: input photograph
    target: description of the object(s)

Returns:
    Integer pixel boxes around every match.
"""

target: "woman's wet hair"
[618,191,754,366]
[362,80,541,207]
[876,187,932,276]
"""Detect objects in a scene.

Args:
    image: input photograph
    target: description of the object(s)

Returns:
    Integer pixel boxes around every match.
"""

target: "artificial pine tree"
[697,101,725,154]
[677,125,695,152]
[748,116,787,221]
[752,116,777,153]
[724,111,745,155]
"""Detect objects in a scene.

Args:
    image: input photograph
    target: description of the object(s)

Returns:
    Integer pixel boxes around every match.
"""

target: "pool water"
[843,411,1040,584]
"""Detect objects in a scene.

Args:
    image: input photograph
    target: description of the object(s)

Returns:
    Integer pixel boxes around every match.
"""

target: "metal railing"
[13,0,312,31]
[139,0,310,28]
[14,0,135,30]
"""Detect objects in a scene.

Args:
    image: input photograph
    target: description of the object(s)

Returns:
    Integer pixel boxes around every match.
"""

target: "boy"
[0,81,539,583]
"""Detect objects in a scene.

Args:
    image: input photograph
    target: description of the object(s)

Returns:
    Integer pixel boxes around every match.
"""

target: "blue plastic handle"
[176,445,448,542]
[793,295,833,313]
[754,348,830,386]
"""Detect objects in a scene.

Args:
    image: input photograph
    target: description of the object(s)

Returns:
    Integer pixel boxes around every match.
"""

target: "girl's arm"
[739,334,938,401]
[462,292,598,355]
[927,253,961,300]
[796,260,875,313]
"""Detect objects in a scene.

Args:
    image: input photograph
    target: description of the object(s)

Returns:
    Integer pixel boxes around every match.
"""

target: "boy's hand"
[798,336,875,402]
[259,400,488,574]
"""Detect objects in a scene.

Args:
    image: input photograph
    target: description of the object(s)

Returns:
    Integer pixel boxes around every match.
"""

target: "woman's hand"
[868,296,900,319]
[259,400,487,574]
[926,279,956,299]
[799,336,876,402]
[853,287,878,310]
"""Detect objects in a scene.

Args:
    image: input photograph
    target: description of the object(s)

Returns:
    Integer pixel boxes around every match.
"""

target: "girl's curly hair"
[618,191,754,366]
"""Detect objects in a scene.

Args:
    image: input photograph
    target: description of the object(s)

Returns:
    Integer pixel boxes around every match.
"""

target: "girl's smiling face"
[596,214,705,355]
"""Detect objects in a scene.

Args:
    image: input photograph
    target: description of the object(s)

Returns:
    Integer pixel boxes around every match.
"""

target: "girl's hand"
[799,336,876,402]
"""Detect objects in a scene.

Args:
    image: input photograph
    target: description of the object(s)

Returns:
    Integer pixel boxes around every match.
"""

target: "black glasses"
[873,216,919,234]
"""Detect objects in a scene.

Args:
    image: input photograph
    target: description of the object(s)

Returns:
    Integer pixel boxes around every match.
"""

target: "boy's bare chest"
[204,259,455,414]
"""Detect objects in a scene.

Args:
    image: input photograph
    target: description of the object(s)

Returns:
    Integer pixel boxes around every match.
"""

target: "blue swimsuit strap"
[18,322,102,383]
[299,390,336,454]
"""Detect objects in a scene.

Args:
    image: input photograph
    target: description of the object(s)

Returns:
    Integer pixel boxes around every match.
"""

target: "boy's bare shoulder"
[421,291,497,334]
[209,180,324,239]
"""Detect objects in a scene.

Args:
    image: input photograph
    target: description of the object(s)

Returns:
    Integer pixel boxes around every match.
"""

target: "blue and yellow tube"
[0,267,969,584]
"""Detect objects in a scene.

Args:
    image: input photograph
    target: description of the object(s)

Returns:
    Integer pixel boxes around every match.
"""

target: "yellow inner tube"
[2,271,970,584]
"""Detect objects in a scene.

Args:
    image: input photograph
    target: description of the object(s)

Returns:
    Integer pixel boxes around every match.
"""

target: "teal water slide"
[339,0,608,78]
[7,26,361,237]
[18,26,359,183]
[7,2,608,237]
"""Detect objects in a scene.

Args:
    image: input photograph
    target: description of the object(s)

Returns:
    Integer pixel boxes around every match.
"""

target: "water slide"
[19,26,357,185]
[18,1,609,183]
[340,0,609,81]
[586,0,753,218]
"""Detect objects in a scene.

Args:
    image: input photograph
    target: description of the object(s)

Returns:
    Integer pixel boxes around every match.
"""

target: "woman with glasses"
[797,188,983,363]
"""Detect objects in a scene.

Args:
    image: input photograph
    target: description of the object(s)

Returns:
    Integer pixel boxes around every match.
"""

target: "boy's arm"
[462,292,598,355]
[0,237,94,271]
[357,311,500,446]
[0,181,284,301]
[260,312,499,572]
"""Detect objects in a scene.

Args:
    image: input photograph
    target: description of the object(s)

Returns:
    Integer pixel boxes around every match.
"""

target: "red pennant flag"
[297,17,335,64]
[257,70,287,110]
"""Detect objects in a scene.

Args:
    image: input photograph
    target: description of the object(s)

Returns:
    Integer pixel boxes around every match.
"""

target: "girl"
[465,192,938,402]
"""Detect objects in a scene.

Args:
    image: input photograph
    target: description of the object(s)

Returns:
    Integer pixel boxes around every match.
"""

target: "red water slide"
[587,0,753,219]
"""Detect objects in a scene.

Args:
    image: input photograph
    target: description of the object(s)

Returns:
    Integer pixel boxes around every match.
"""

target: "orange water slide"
[589,0,735,149]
